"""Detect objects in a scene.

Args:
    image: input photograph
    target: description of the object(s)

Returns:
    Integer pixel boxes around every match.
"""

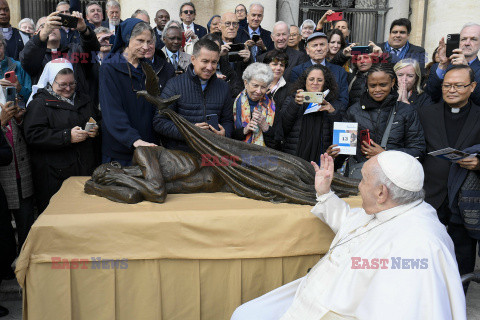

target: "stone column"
[9,0,21,28]
[383,0,409,42]
[409,0,426,47]
[277,0,300,26]
[424,0,480,59]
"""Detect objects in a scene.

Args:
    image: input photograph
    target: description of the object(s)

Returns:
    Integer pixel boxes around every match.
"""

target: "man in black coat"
[257,21,309,82]
[425,23,480,106]
[418,65,480,279]
[0,0,24,61]
[153,39,233,152]
[20,12,100,101]
[377,18,426,75]
[235,3,274,61]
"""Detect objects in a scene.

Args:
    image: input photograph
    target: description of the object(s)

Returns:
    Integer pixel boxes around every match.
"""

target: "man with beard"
[102,0,122,35]
[0,0,24,60]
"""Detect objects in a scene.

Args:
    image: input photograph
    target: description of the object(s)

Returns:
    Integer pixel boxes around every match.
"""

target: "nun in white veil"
[23,58,100,213]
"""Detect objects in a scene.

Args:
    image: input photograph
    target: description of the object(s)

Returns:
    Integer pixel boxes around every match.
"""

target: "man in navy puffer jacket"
[153,39,233,152]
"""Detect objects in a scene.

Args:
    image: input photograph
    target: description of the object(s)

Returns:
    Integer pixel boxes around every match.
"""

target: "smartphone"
[206,114,220,131]
[6,87,16,103]
[4,71,17,84]
[228,43,245,52]
[251,34,260,42]
[351,46,372,55]
[302,92,324,104]
[360,129,371,146]
[446,33,460,58]
[57,13,78,29]
[327,12,343,22]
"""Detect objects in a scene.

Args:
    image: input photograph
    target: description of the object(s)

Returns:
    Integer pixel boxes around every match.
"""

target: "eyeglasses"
[182,10,194,14]
[54,80,77,89]
[224,22,239,28]
[441,83,473,91]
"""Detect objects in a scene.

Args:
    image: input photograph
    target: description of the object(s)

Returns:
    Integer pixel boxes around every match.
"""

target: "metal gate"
[300,0,389,45]
[20,0,108,24]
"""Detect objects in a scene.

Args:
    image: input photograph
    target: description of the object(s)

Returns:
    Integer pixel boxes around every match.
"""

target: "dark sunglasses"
[182,10,194,14]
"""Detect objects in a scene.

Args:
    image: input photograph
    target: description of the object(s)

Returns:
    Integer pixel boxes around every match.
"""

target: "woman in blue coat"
[99,18,159,165]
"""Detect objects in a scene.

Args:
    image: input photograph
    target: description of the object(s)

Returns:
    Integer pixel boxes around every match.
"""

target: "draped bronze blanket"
[85,63,358,205]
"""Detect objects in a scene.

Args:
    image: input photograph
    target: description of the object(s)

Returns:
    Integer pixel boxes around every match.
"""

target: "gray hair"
[242,63,274,85]
[56,1,69,9]
[162,24,181,41]
[300,19,315,31]
[106,0,120,10]
[18,18,35,30]
[373,162,425,205]
[132,9,150,21]
[127,21,153,45]
[94,26,110,34]
[249,3,264,12]
[461,22,480,31]
[164,20,181,30]
[273,21,289,34]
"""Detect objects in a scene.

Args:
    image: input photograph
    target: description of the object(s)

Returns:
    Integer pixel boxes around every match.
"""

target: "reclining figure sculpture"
[84,63,359,205]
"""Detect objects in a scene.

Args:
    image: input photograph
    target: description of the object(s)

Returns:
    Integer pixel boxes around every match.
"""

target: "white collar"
[374,199,422,222]
[183,22,194,30]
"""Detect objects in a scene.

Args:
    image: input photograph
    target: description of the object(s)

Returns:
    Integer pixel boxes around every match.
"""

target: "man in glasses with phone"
[419,65,480,290]
[179,2,207,43]
[426,22,480,106]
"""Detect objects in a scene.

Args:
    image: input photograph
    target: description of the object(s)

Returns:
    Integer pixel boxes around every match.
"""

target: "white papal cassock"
[231,191,467,320]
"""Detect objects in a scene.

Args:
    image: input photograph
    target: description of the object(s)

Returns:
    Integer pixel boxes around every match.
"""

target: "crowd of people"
[0,0,479,317]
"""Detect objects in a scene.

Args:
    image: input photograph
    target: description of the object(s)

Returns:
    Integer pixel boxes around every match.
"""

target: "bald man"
[257,21,308,81]
[0,0,24,60]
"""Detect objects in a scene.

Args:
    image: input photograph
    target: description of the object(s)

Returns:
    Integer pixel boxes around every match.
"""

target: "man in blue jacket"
[290,32,349,112]
[425,22,480,106]
[153,38,233,152]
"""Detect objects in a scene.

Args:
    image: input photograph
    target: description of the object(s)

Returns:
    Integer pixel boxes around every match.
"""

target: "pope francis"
[231,151,466,320]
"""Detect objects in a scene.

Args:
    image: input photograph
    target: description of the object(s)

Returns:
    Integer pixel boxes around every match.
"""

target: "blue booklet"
[333,122,358,155]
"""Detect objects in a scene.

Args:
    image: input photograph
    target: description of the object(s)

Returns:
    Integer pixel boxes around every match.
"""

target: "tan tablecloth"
[16,177,362,320]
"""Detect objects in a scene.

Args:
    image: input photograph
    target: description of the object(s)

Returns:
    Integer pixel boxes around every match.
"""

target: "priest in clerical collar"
[231,151,466,320]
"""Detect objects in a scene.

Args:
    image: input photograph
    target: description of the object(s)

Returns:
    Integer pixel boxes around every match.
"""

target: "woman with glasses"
[99,18,159,167]
[23,59,100,213]
[235,4,248,29]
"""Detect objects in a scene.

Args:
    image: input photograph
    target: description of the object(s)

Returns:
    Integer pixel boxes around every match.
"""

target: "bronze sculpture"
[85,63,359,205]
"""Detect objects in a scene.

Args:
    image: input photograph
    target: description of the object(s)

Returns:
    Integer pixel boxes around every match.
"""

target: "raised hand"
[311,153,334,196]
